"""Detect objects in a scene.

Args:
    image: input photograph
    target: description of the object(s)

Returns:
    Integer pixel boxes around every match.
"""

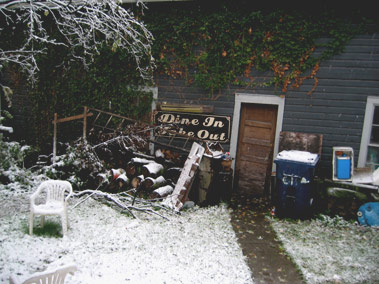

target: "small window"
[358,97,379,169]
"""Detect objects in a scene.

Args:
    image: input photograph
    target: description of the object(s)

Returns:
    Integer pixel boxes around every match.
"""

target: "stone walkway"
[229,194,305,284]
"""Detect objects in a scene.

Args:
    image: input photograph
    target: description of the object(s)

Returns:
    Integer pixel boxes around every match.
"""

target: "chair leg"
[62,215,67,236]
[66,208,69,229]
[29,212,34,236]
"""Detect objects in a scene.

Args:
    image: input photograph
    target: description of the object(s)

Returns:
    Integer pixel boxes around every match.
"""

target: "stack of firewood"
[97,149,184,199]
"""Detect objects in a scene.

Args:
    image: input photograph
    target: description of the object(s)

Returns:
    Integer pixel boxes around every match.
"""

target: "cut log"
[116,173,129,190]
[140,177,154,191]
[126,161,137,178]
[131,157,155,164]
[140,176,166,191]
[132,175,144,188]
[96,173,109,185]
[127,158,156,178]
[110,168,125,179]
[142,162,164,178]
[152,185,174,198]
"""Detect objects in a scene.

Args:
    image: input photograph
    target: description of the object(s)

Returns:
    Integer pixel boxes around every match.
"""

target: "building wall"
[282,34,379,175]
[156,33,379,178]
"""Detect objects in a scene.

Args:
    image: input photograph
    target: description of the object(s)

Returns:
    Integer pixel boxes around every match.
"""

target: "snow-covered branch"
[0,0,155,83]
[73,189,173,220]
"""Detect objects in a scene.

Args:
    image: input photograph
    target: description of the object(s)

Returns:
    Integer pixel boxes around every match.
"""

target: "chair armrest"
[30,185,44,204]
[64,183,74,202]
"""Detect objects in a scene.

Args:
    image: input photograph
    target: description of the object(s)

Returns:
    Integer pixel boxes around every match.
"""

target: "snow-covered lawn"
[0,192,253,284]
[270,215,379,284]
[1,189,378,284]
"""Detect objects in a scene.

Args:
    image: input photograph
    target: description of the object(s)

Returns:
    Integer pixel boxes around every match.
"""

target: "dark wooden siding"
[282,34,379,176]
[157,33,379,177]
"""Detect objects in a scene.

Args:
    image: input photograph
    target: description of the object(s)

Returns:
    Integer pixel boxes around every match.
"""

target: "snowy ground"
[0,191,253,284]
[270,215,379,284]
[1,189,378,284]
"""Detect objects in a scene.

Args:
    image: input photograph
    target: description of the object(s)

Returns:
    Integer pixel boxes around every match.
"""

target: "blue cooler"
[336,156,351,179]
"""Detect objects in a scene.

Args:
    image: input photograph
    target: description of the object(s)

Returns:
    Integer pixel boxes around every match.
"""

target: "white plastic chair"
[29,180,73,237]
[9,263,77,284]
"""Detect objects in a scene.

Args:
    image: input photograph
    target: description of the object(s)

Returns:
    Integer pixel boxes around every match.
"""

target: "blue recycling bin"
[274,150,319,219]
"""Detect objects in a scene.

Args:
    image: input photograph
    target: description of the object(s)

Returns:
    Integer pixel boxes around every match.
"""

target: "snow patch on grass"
[0,195,253,284]
[269,215,379,284]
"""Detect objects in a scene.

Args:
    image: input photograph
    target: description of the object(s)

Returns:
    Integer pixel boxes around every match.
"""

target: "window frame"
[358,96,379,168]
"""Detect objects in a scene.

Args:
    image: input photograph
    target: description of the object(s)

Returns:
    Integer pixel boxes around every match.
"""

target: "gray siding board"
[335,45,379,53]
[285,112,364,122]
[292,84,379,96]
[285,98,366,108]
[301,78,379,88]
[320,53,379,61]
[316,36,379,44]
[316,67,379,80]
[283,118,363,129]
[282,124,360,136]
[320,136,362,148]
[284,105,364,115]
[318,59,379,68]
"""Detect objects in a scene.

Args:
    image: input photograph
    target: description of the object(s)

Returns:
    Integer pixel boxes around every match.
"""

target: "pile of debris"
[36,109,230,217]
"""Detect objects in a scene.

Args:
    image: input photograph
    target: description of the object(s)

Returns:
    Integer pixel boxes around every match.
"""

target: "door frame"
[230,93,285,172]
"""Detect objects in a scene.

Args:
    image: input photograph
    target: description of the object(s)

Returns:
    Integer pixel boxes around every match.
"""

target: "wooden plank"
[240,155,270,164]
[241,136,272,147]
[89,107,140,124]
[54,112,93,124]
[157,103,214,113]
[53,113,57,161]
[244,126,272,140]
[244,119,272,129]
[240,142,271,155]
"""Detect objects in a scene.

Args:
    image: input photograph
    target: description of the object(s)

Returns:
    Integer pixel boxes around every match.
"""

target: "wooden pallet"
[163,142,205,211]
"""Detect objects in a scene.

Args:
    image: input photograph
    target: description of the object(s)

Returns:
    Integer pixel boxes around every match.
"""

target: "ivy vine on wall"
[145,4,373,97]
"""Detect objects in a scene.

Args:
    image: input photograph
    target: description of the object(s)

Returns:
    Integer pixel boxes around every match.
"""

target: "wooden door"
[235,103,278,195]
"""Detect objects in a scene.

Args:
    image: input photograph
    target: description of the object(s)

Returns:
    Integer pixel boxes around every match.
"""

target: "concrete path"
[229,194,305,284]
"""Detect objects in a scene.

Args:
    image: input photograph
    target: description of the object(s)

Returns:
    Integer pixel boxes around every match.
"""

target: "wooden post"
[51,108,93,162]
[83,106,88,140]
[53,113,58,162]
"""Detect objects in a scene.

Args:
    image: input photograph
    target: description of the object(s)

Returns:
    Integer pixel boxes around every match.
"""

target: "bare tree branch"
[73,189,173,220]
[0,0,155,83]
